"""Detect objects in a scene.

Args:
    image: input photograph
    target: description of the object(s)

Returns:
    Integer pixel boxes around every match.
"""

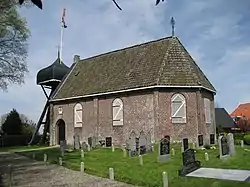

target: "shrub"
[204,144,211,149]
[234,139,242,145]
[233,133,245,140]
[243,134,250,145]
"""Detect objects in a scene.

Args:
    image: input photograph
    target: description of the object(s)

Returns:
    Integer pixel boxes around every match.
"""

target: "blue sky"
[1,0,250,123]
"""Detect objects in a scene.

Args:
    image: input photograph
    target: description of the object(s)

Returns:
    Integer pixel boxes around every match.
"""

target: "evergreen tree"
[1,109,23,135]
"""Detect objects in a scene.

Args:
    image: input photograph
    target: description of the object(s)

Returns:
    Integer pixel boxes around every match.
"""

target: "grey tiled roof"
[52,36,215,100]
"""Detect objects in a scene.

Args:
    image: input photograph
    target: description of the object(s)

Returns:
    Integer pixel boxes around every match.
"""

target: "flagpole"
[59,22,63,64]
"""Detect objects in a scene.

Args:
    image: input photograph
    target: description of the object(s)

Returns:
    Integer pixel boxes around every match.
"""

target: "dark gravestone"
[210,134,215,144]
[139,131,146,155]
[198,135,203,147]
[158,135,170,162]
[135,137,139,153]
[88,137,92,149]
[106,137,112,147]
[81,142,88,152]
[178,148,201,176]
[221,136,229,156]
[73,135,80,150]
[183,138,189,151]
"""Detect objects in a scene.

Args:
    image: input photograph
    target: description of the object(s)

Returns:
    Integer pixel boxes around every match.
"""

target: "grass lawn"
[0,145,48,153]
[18,143,250,187]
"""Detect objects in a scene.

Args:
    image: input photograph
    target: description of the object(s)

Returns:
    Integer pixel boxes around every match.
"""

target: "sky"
[1,0,250,124]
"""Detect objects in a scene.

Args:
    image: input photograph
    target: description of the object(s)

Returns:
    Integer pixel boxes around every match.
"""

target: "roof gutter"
[50,85,216,102]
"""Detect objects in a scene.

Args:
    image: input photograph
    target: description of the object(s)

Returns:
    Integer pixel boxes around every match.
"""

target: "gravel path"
[0,152,136,187]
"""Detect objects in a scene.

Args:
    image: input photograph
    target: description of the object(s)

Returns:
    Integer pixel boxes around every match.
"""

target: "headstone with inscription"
[139,131,147,155]
[127,131,137,157]
[106,137,112,147]
[227,133,235,156]
[210,134,215,145]
[198,135,203,147]
[182,138,189,152]
[219,135,229,159]
[158,136,170,162]
[178,148,201,176]
[145,132,152,152]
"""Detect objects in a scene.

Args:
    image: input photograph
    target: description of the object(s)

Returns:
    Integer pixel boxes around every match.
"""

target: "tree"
[19,0,165,10]
[19,113,36,135]
[236,116,250,132]
[0,0,29,91]
[1,109,23,135]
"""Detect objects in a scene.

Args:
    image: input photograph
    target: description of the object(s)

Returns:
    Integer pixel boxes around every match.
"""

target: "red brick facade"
[49,88,216,146]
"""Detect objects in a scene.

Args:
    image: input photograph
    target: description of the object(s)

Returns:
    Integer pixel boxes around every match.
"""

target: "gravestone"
[182,138,189,152]
[178,148,201,176]
[210,134,215,145]
[227,133,235,156]
[139,131,147,155]
[145,132,152,152]
[127,131,137,157]
[158,135,170,162]
[135,137,139,153]
[219,135,229,159]
[60,140,66,156]
[106,137,112,147]
[198,135,203,147]
[81,142,88,152]
[88,137,93,149]
[92,136,98,149]
[74,135,80,150]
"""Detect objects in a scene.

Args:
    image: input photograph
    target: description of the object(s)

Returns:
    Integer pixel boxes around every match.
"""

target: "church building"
[48,36,216,146]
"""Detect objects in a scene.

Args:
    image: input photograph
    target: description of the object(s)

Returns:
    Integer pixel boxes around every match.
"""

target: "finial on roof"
[56,45,61,64]
[170,17,175,37]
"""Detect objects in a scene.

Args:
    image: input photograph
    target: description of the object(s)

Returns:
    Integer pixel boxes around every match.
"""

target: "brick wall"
[50,88,215,146]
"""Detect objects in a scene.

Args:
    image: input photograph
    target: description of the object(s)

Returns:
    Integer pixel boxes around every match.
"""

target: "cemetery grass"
[18,144,250,187]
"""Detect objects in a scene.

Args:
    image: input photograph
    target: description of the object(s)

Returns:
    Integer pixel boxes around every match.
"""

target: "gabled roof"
[230,103,250,118]
[51,36,216,101]
[215,108,235,128]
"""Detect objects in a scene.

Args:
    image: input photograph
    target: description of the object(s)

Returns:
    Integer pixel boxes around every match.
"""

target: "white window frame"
[112,98,124,126]
[171,93,186,123]
[204,98,211,123]
[74,103,83,127]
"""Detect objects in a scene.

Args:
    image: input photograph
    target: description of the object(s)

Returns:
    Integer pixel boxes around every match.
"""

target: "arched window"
[204,98,211,123]
[74,103,83,127]
[171,93,186,123]
[112,98,124,126]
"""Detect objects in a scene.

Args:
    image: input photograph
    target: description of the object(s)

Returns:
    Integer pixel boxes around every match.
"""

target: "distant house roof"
[230,103,250,118]
[51,36,216,101]
[215,108,235,128]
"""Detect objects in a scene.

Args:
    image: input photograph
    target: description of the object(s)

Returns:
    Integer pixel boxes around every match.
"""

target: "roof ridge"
[156,37,175,84]
[175,38,216,91]
[79,36,173,63]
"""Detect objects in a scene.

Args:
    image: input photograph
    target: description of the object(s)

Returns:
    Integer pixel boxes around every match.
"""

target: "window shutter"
[112,99,123,126]
[171,94,186,123]
[74,103,83,127]
[204,98,211,123]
